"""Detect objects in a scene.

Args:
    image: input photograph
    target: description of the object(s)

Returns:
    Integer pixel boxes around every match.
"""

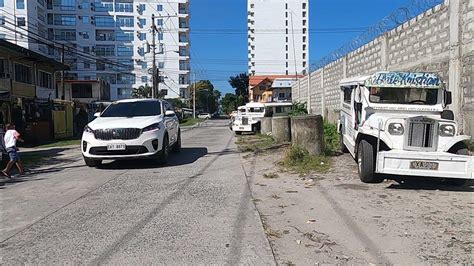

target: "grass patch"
[280,146,331,175]
[37,139,80,148]
[263,172,279,179]
[235,134,276,152]
[180,118,205,127]
[323,121,340,155]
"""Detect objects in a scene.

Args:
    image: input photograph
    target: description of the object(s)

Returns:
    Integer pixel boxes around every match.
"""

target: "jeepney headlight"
[439,124,455,136]
[388,123,404,135]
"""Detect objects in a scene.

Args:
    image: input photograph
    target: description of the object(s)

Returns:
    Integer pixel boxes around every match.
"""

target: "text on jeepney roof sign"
[366,72,442,88]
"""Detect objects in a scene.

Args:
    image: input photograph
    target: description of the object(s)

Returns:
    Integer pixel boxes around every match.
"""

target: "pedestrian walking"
[2,123,25,178]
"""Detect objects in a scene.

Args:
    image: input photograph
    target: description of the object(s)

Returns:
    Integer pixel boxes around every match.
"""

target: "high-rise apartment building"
[0,0,190,100]
[247,0,309,76]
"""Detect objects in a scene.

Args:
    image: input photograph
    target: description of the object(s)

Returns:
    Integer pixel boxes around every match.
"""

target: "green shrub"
[288,102,308,117]
[323,121,340,155]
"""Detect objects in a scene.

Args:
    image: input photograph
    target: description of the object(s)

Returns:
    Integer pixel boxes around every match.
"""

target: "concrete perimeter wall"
[293,0,474,136]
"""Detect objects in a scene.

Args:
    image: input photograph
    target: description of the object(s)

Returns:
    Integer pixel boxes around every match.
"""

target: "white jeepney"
[339,71,473,185]
[232,102,265,135]
[231,102,293,135]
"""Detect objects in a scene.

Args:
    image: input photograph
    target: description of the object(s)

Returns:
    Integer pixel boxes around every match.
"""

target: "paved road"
[0,120,275,264]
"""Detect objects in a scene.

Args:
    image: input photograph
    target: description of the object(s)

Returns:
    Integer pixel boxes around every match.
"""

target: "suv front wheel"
[157,134,169,165]
[84,157,102,168]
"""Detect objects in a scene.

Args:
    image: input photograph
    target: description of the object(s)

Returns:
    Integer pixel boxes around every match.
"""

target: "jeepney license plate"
[107,144,126,151]
[239,127,244,130]
[410,161,439,170]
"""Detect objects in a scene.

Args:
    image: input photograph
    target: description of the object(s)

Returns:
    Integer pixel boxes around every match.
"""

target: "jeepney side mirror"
[444,91,452,105]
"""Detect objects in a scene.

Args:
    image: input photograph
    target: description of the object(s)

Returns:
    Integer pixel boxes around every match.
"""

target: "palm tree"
[132,85,152,98]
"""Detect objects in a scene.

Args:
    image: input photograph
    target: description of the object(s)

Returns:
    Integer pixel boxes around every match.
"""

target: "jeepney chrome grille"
[242,117,249,125]
[94,128,141,140]
[406,118,436,150]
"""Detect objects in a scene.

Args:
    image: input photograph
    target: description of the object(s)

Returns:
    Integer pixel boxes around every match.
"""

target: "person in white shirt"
[2,123,24,178]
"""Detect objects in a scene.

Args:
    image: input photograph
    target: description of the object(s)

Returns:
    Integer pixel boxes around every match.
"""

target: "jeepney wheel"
[444,146,469,186]
[357,140,383,183]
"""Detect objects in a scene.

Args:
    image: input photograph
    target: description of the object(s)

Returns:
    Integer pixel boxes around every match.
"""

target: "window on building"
[117,46,133,56]
[72,83,93,98]
[0,34,5,40]
[158,62,165,68]
[17,17,26,27]
[83,62,90,69]
[82,16,89,24]
[116,30,133,41]
[303,44,306,50]
[94,0,113,12]
[303,28,307,34]
[82,31,90,39]
[285,45,288,51]
[54,0,75,11]
[303,2,307,9]
[16,0,25,9]
[140,62,147,69]
[139,32,146,41]
[302,11,307,17]
[117,74,135,84]
[81,0,88,9]
[156,19,163,26]
[115,2,132,12]
[54,29,76,40]
[285,3,288,9]
[37,8,46,23]
[302,53,306,59]
[95,16,114,27]
[83,46,90,53]
[14,63,31,84]
[95,45,115,56]
[303,36,306,42]
[38,71,52,88]
[139,18,146,27]
[54,15,76,26]
[117,16,133,27]
[158,32,163,40]
[118,59,133,71]
[0,16,5,25]
[141,76,147,83]
[0,0,4,7]
[138,4,145,12]
[303,61,306,67]
[117,87,132,97]
[157,4,163,11]
[303,20,306,26]
[96,30,115,41]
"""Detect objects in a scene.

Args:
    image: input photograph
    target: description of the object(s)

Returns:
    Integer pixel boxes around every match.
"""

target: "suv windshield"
[100,101,161,117]
[368,87,438,105]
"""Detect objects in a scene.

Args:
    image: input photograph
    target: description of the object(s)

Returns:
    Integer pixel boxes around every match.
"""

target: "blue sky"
[189,0,413,94]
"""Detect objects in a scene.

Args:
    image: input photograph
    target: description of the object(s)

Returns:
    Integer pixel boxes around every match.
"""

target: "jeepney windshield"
[368,87,439,105]
[248,107,264,113]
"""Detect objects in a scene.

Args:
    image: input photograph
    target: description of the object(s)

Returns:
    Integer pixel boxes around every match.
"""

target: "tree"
[221,93,244,114]
[228,73,249,102]
[132,85,152,98]
[190,80,221,114]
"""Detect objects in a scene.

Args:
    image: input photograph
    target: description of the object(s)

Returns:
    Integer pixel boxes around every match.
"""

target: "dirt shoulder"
[240,144,473,264]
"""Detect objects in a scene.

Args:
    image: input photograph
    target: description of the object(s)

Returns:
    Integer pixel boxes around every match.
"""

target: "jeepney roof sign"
[365,72,443,88]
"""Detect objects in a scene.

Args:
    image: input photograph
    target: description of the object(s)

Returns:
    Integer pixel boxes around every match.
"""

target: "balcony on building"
[179,18,189,31]
[178,3,189,16]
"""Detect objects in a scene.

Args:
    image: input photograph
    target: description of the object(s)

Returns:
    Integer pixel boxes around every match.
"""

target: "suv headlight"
[142,123,161,133]
[388,123,404,135]
[439,124,455,136]
[84,125,94,134]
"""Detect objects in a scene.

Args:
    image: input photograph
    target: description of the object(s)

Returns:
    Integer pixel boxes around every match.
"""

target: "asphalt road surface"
[0,120,275,264]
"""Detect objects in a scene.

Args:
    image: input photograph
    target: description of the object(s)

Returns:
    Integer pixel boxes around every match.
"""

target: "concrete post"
[290,115,325,155]
[321,68,325,118]
[380,35,389,70]
[261,117,272,135]
[272,116,291,143]
[448,0,463,132]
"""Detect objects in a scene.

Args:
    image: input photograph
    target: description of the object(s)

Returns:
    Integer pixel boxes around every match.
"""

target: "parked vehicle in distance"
[231,102,293,135]
[338,71,473,185]
[81,99,181,167]
[198,113,211,119]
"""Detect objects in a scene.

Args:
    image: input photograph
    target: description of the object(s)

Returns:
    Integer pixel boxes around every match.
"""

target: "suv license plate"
[107,144,126,151]
[410,161,439,170]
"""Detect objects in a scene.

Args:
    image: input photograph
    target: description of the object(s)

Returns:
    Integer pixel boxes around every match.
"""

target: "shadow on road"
[386,177,474,192]
[98,147,208,169]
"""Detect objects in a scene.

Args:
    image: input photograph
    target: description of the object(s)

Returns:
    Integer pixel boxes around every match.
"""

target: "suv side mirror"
[165,110,175,117]
[445,91,452,105]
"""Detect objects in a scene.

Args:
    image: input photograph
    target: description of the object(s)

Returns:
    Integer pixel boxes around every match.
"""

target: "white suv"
[81,99,181,167]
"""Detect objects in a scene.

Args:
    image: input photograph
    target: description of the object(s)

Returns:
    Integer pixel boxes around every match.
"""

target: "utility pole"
[192,71,196,119]
[151,14,157,99]
[61,44,65,100]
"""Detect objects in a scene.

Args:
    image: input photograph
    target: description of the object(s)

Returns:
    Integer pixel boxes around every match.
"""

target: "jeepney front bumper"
[376,150,473,179]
